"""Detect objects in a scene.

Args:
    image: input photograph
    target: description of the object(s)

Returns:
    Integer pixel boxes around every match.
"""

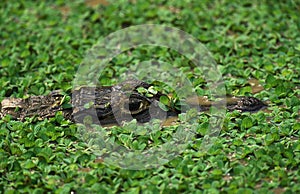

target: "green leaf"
[293,123,300,130]
[62,103,72,109]
[24,160,36,169]
[265,134,274,145]
[145,93,154,97]
[159,95,170,105]
[241,117,253,129]
[158,102,169,111]
[136,87,147,94]
[37,147,53,162]
[265,74,278,88]
[148,86,158,95]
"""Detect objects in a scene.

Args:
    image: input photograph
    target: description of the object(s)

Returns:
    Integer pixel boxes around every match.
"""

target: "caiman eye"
[129,100,143,112]
[128,96,150,115]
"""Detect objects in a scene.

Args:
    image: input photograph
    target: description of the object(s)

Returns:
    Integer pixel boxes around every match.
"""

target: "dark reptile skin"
[0,80,267,124]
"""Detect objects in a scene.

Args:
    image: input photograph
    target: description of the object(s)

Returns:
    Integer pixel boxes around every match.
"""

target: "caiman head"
[72,79,167,125]
[109,79,165,124]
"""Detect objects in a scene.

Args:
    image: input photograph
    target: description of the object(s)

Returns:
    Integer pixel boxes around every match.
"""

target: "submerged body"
[0,80,267,124]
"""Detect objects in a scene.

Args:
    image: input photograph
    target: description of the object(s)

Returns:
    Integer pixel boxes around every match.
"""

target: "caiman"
[0,79,267,124]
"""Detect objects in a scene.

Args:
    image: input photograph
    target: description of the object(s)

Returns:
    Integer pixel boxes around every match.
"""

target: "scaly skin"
[0,79,267,124]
